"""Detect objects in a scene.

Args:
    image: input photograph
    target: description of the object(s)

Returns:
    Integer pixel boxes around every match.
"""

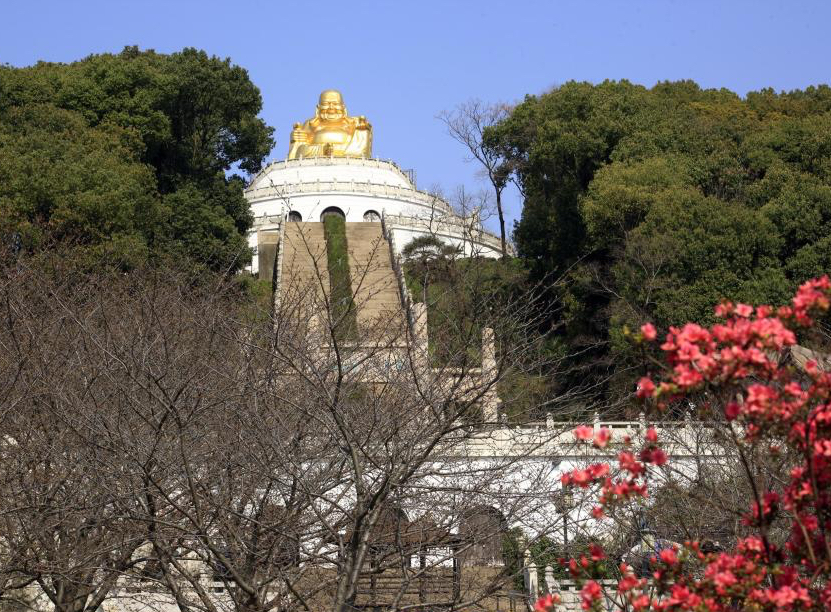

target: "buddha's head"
[317,89,347,122]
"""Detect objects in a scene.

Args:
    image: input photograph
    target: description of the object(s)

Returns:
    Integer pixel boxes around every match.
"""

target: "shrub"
[540,277,831,612]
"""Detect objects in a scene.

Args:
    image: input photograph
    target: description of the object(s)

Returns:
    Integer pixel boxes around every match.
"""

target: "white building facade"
[244,157,508,274]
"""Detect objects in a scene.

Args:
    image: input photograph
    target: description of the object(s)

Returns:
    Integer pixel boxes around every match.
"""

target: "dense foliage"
[402,250,553,421]
[404,253,531,362]
[487,81,831,400]
[0,46,274,272]
[323,214,358,341]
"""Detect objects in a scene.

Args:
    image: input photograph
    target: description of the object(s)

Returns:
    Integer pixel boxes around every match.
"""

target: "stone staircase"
[280,222,329,307]
[345,223,406,342]
[273,221,406,344]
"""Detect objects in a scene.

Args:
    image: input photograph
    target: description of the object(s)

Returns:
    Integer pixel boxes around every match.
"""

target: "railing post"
[412,302,429,375]
[544,565,558,594]
[523,550,538,599]
[482,327,499,424]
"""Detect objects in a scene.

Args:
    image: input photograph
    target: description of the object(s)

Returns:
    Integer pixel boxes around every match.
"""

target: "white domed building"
[244,92,507,276]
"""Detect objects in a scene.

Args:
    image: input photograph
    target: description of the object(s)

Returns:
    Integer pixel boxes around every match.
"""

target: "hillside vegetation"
[0,46,274,273]
[323,215,358,341]
[486,81,831,397]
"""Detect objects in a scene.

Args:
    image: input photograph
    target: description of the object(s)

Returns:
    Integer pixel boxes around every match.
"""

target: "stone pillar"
[257,229,280,282]
[412,302,429,373]
[482,327,499,423]
[544,565,558,594]
[523,550,538,597]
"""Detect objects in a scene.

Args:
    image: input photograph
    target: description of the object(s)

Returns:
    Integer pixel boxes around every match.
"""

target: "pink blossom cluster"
[538,277,831,612]
[561,427,666,521]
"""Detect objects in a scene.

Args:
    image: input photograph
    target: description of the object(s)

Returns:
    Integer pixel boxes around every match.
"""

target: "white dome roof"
[243,157,509,267]
[247,157,413,192]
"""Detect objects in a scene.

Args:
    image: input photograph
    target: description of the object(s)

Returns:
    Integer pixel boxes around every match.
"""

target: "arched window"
[459,506,507,567]
[320,206,345,222]
[288,210,302,222]
[363,210,380,222]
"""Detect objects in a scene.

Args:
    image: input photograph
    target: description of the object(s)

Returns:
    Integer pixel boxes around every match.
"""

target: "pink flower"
[673,363,703,388]
[659,548,678,565]
[640,447,667,466]
[739,536,764,553]
[668,584,701,607]
[814,439,831,457]
[766,585,811,609]
[534,593,560,612]
[588,463,610,478]
[573,425,594,441]
[712,570,737,594]
[580,581,602,610]
[636,376,656,399]
[618,573,640,593]
[548,279,831,611]
[570,470,591,486]
[593,427,612,448]
[791,276,831,324]
[715,301,733,318]
[640,322,657,341]
[619,451,645,475]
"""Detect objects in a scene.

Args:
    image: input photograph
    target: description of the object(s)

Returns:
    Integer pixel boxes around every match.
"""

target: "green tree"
[486,80,831,405]
[402,234,461,301]
[0,46,274,273]
[0,104,159,265]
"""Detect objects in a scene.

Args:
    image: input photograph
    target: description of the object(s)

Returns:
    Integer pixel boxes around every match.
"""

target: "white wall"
[244,158,506,274]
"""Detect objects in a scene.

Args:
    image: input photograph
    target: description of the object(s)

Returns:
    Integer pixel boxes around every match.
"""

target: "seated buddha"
[287,90,372,159]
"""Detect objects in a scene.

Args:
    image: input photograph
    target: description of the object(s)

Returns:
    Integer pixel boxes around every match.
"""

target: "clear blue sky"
[2,0,829,233]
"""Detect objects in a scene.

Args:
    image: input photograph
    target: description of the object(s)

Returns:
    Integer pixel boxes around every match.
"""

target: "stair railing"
[271,214,287,342]
[381,210,416,335]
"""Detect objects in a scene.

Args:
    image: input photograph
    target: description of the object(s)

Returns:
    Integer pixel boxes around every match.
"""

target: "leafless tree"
[0,241,576,612]
[0,257,161,612]
[438,101,512,258]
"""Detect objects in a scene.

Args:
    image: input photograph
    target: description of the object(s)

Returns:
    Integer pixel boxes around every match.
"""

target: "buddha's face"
[317,90,346,122]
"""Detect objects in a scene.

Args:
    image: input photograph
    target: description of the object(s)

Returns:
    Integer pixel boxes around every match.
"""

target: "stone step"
[344,222,406,339]
[280,223,329,304]
[277,221,407,344]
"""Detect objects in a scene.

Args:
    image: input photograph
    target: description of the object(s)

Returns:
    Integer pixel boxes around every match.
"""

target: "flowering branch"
[538,277,831,612]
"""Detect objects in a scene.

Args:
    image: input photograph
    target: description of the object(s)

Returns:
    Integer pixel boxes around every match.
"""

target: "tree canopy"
[0,46,274,272]
[486,80,831,400]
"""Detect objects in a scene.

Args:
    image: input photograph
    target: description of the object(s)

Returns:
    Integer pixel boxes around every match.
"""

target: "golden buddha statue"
[287,90,372,159]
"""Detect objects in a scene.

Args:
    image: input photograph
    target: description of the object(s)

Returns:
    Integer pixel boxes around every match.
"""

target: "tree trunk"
[496,189,507,258]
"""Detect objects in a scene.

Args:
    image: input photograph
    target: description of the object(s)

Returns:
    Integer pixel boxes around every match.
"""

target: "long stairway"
[276,221,407,345]
[345,223,407,342]
[280,222,329,307]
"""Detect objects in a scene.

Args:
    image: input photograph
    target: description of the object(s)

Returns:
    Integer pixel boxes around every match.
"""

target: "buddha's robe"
[288,117,372,159]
